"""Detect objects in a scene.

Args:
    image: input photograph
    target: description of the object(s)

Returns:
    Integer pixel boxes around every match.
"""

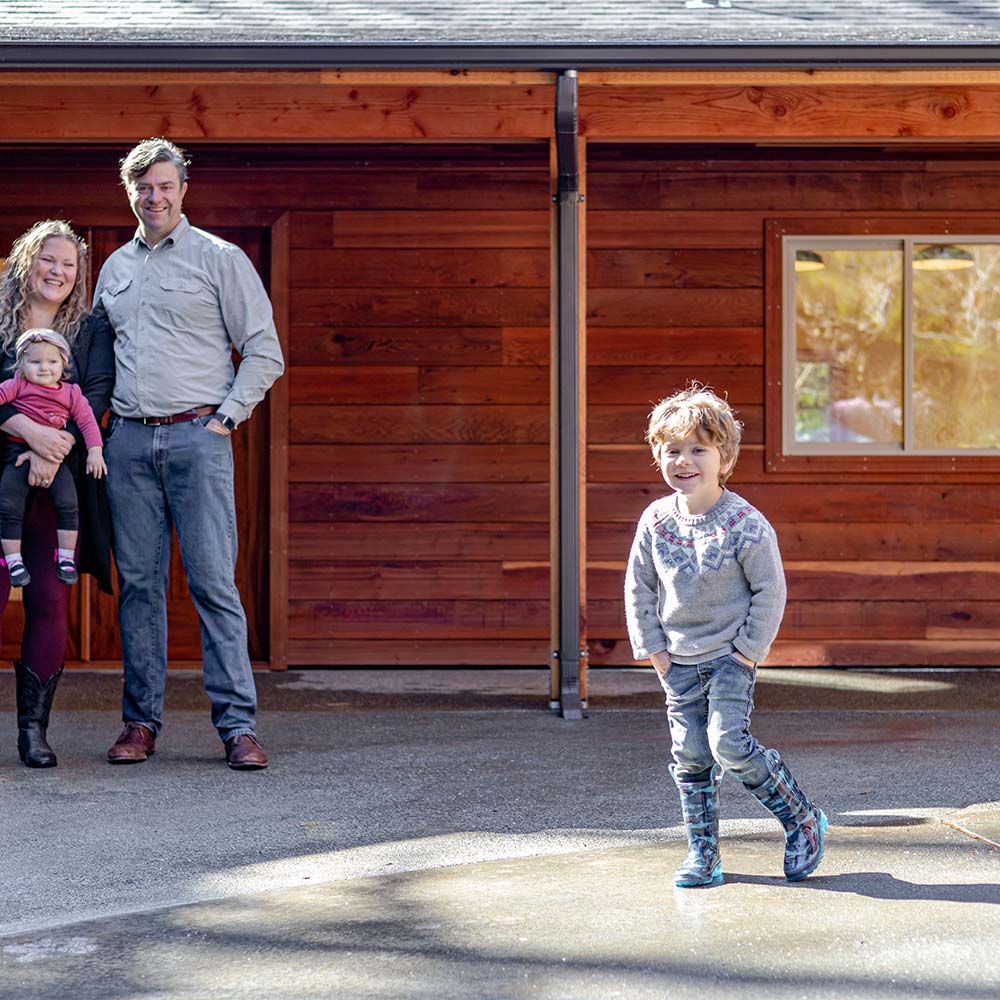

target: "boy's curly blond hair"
[646,383,743,485]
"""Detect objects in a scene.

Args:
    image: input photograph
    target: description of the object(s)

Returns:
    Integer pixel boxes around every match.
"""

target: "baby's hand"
[87,446,107,479]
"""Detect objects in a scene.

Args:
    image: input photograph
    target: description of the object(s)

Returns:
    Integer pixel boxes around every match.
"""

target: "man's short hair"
[119,138,190,187]
[646,383,743,484]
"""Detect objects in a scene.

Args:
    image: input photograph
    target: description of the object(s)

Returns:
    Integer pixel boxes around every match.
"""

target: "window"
[782,235,1000,457]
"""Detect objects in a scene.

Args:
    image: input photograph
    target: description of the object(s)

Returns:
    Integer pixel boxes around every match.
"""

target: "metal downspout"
[554,70,583,720]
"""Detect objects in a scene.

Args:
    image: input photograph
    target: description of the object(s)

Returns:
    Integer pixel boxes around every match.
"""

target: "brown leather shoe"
[225,733,268,770]
[107,723,156,764]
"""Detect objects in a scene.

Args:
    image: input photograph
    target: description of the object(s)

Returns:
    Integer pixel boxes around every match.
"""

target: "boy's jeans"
[105,415,257,742]
[661,653,772,787]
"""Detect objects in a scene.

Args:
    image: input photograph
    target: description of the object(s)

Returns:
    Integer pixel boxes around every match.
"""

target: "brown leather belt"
[122,405,218,427]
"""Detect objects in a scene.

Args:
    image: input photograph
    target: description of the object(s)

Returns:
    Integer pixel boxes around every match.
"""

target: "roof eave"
[4,41,1000,71]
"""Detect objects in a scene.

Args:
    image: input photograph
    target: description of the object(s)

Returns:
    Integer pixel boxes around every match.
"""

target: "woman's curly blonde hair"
[0,220,89,355]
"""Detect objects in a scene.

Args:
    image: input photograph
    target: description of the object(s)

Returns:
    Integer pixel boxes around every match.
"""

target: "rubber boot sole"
[786,810,829,882]
[674,861,723,888]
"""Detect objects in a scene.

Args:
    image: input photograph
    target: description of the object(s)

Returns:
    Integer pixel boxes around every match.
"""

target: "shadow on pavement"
[727,871,1000,904]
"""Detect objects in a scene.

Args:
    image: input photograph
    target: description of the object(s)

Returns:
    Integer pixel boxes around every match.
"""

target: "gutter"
[4,42,1000,70]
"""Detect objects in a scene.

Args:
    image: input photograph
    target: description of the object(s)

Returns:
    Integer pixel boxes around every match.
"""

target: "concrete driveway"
[0,667,998,999]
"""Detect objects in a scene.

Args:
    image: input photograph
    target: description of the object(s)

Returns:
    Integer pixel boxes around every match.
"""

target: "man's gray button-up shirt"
[93,215,284,426]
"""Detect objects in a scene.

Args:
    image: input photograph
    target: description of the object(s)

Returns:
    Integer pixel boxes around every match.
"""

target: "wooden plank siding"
[0,143,554,668]
[283,146,552,665]
[578,84,1000,142]
[0,209,274,666]
[1,52,999,676]
[0,82,554,142]
[584,145,1000,668]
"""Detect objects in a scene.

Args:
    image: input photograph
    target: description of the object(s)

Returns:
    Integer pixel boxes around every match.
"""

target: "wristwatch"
[218,414,237,432]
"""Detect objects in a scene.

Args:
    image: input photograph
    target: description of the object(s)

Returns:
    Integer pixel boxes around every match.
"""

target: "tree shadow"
[727,871,1000,904]
[5,871,1000,1000]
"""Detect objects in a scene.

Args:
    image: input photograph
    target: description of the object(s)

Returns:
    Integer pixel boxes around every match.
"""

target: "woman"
[0,220,114,767]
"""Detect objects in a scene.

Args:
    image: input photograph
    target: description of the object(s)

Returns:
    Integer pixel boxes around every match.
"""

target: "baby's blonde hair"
[16,328,72,382]
[646,383,743,485]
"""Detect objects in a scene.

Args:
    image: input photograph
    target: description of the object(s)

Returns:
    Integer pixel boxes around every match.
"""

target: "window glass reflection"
[794,249,902,445]
[913,244,1000,449]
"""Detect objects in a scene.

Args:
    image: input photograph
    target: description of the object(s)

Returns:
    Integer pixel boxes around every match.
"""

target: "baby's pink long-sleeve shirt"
[0,373,103,450]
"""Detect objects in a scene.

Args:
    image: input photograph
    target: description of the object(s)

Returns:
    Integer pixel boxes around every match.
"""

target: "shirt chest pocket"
[101,276,134,328]
[157,274,219,328]
[160,275,202,294]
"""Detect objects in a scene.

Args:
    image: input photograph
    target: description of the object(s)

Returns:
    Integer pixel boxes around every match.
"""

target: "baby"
[0,328,106,587]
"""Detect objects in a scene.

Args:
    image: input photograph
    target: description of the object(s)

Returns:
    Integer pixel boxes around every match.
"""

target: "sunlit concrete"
[753,668,957,694]
[1,821,998,1000]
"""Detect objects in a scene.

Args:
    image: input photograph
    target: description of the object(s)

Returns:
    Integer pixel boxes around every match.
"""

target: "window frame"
[765,216,1000,481]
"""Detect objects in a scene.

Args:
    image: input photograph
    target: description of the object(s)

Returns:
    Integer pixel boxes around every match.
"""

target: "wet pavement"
[0,666,998,999]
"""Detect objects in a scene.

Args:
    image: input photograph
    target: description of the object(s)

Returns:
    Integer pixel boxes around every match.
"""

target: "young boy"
[624,384,826,888]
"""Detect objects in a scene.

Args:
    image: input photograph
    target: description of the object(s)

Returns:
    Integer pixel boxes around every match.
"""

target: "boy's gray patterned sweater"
[624,489,787,665]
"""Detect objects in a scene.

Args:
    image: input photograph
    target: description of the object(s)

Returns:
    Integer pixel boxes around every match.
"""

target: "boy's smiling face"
[659,433,735,515]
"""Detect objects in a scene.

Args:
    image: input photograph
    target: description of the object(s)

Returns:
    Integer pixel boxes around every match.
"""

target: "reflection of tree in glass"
[913,245,1000,449]
[795,250,902,444]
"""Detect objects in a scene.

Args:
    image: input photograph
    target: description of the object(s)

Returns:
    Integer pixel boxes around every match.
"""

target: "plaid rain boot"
[670,763,723,888]
[745,748,828,881]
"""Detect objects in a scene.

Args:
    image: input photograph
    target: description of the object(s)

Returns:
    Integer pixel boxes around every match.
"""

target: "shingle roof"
[2,1,1000,57]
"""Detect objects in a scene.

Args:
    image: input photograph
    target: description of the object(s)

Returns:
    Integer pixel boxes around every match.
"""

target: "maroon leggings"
[0,490,70,681]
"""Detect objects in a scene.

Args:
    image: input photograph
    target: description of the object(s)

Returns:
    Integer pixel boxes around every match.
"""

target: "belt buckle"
[141,415,165,426]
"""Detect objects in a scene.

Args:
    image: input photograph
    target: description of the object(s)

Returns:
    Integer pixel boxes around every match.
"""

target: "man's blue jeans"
[660,653,772,787]
[105,415,257,742]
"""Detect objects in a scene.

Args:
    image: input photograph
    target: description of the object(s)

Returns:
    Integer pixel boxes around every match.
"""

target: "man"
[93,138,284,770]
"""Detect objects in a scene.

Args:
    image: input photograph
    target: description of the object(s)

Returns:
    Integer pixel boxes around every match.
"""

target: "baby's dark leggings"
[0,459,79,539]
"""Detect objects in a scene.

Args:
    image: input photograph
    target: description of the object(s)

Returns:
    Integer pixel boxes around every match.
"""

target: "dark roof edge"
[4,41,1000,70]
